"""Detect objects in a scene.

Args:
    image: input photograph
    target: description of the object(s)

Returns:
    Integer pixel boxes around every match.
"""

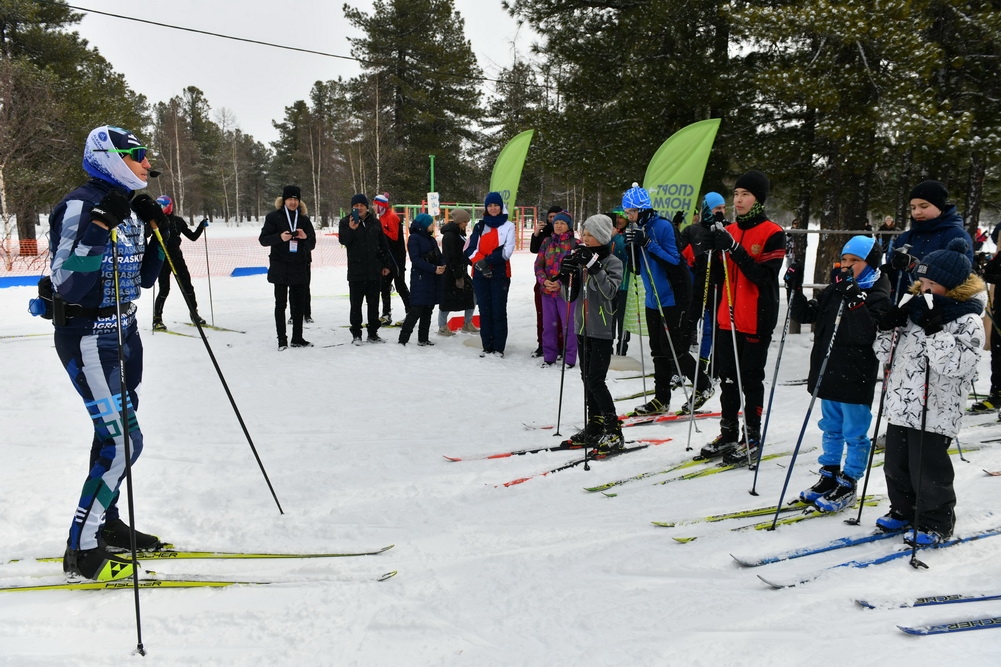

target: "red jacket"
[716,216,786,336]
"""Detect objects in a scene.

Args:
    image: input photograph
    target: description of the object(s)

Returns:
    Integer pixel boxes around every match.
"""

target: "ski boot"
[969,391,1001,414]
[814,473,858,513]
[679,385,715,415]
[101,517,165,551]
[699,419,739,460]
[629,397,669,417]
[562,415,604,448]
[64,545,135,581]
[152,317,167,332]
[799,465,840,503]
[593,418,625,458]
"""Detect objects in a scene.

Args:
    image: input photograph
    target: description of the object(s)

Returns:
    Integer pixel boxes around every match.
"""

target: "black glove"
[132,194,167,225]
[672,210,686,227]
[784,262,804,291]
[832,275,865,309]
[914,293,943,336]
[474,259,492,279]
[560,255,580,274]
[625,225,648,248]
[713,226,737,252]
[878,305,909,331]
[90,191,132,229]
[712,211,726,225]
[890,246,918,271]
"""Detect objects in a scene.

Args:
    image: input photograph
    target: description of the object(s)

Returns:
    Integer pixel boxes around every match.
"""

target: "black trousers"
[714,328,771,436]
[646,305,710,405]
[274,283,306,343]
[578,336,614,421]
[399,304,434,344]
[154,253,197,319]
[349,279,382,338]
[883,424,956,535]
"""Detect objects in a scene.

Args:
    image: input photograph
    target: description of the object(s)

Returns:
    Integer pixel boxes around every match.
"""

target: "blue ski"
[757,526,1001,588]
[732,529,904,567]
[857,591,1001,610]
[898,615,1001,635]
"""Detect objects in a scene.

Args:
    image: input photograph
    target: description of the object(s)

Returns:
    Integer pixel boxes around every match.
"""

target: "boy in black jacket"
[339,193,392,344]
[789,236,891,512]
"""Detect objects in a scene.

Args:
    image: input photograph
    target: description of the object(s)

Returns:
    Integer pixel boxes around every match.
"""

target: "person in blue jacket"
[49,126,168,581]
[398,213,446,346]
[622,183,709,415]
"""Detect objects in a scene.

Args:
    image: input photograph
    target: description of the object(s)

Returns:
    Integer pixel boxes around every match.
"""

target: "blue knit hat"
[841,235,882,269]
[621,182,651,210]
[484,192,504,208]
[414,213,434,229]
[915,238,972,290]
[703,192,725,211]
[553,211,572,226]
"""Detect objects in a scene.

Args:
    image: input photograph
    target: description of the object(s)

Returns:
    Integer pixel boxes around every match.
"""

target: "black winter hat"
[547,205,563,216]
[909,180,949,212]
[915,238,972,290]
[734,170,770,204]
[282,185,301,200]
[351,193,370,208]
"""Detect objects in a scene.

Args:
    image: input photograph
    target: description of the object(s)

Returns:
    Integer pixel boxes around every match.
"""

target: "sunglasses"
[96,146,149,162]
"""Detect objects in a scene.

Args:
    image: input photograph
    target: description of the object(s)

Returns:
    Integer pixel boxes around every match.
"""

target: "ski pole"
[580,273,591,471]
[110,228,146,656]
[638,244,694,415]
[684,251,716,451]
[768,298,847,530]
[719,240,750,462]
[553,272,575,438]
[910,292,935,570]
[628,232,648,399]
[152,226,284,515]
[846,292,915,527]
[202,220,215,326]
[750,288,793,495]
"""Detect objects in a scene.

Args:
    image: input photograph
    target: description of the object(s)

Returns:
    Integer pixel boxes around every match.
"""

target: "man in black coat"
[339,193,392,344]
[259,185,316,349]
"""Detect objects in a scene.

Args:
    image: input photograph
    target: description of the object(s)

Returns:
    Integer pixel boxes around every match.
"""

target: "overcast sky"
[70,0,538,147]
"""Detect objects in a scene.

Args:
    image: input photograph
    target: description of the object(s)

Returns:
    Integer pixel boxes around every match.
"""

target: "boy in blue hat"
[789,235,891,512]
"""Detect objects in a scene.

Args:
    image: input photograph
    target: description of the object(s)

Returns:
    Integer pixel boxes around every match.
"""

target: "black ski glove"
[474,259,492,279]
[890,246,918,271]
[625,225,649,248]
[713,226,738,252]
[914,293,943,336]
[878,305,909,331]
[90,191,132,230]
[784,262,804,291]
[132,194,171,243]
[833,275,865,309]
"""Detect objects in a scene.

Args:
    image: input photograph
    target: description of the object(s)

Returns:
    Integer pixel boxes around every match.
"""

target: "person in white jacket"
[873,238,985,545]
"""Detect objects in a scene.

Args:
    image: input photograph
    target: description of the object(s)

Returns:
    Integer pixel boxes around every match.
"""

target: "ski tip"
[672,536,697,544]
[651,521,675,528]
[377,545,395,554]
[756,574,789,589]
[855,599,876,609]
[442,455,461,462]
[600,491,618,498]
[377,570,398,581]
[729,554,756,568]
[897,625,929,636]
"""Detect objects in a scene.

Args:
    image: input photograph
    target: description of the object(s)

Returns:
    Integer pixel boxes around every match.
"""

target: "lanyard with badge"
[285,207,299,252]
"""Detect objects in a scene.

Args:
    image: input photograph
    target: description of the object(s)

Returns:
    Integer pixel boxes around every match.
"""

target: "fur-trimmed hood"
[907,272,986,302]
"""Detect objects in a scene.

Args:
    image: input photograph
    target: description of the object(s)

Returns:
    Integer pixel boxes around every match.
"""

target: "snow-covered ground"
[1,243,1000,666]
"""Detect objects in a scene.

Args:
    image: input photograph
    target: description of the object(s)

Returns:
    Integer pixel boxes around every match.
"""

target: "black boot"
[563,415,604,448]
[101,517,165,550]
[799,465,841,503]
[700,419,739,459]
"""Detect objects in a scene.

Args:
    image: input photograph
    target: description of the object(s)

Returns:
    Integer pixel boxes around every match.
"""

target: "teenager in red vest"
[700,171,786,464]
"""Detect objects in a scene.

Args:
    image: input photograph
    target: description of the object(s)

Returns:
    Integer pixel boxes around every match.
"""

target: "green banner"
[643,118,721,222]
[489,129,534,213]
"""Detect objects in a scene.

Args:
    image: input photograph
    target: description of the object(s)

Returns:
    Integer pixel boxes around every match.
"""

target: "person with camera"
[339,193,392,344]
[48,126,168,581]
[260,185,316,350]
[151,195,208,331]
